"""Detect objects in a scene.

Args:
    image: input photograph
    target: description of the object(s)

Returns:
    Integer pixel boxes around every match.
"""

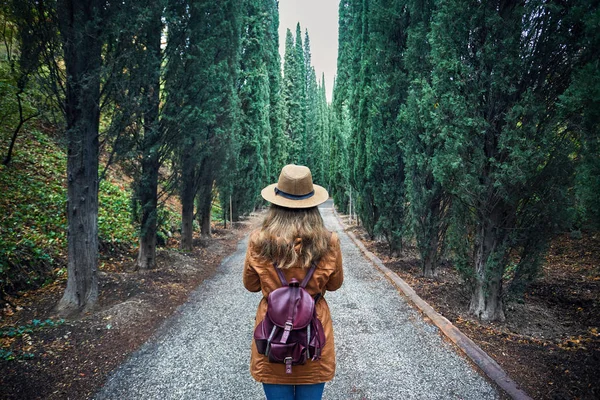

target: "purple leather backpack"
[253,263,326,374]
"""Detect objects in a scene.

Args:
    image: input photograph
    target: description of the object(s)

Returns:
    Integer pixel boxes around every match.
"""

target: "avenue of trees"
[331,0,599,321]
[0,0,331,314]
[1,0,598,322]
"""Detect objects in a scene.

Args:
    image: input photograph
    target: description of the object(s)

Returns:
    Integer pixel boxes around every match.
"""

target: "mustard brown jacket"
[243,229,344,384]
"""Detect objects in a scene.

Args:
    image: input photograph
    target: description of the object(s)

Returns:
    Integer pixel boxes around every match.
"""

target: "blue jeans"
[262,383,325,400]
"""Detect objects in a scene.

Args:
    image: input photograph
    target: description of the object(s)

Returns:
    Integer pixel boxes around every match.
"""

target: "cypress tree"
[282,28,302,163]
[56,0,104,314]
[176,0,241,250]
[567,6,600,230]
[330,0,358,211]
[231,0,271,218]
[368,0,409,253]
[399,0,450,276]
[131,1,165,269]
[303,30,321,179]
[265,0,286,183]
[429,0,595,320]
[349,0,409,250]
[317,74,331,186]
[294,23,307,164]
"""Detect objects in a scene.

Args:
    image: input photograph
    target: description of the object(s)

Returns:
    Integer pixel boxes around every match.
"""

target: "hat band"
[274,187,315,200]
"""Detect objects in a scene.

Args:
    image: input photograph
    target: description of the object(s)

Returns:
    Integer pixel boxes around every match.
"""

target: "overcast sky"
[278,0,339,102]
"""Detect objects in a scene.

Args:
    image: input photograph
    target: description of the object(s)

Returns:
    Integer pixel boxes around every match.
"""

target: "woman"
[243,164,344,400]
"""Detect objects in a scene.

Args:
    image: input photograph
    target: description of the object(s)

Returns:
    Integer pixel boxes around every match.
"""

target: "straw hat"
[261,164,329,209]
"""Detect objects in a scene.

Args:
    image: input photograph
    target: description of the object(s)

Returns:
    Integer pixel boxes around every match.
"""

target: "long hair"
[255,204,330,269]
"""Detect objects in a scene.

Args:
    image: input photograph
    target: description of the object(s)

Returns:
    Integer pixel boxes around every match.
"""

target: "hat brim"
[261,183,329,209]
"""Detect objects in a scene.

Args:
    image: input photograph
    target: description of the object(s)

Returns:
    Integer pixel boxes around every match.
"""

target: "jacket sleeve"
[243,241,261,292]
[325,232,344,291]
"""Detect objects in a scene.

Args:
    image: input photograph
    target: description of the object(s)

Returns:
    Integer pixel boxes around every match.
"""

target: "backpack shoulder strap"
[300,262,317,288]
[274,263,288,286]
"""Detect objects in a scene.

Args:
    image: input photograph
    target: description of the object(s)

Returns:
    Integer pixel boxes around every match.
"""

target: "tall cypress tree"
[177,0,240,250]
[429,0,594,320]
[368,0,409,253]
[282,28,302,163]
[56,0,104,314]
[265,0,286,183]
[294,23,307,164]
[330,0,358,211]
[231,0,271,218]
[398,0,450,276]
[130,0,165,269]
[317,74,331,186]
[303,30,321,178]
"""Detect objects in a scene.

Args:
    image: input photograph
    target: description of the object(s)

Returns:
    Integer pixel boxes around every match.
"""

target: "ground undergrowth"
[340,214,600,400]
[0,125,261,399]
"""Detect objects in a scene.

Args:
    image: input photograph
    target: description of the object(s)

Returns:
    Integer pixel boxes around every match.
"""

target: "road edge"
[332,208,532,400]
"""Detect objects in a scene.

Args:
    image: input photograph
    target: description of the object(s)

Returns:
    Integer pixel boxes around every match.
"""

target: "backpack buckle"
[281,321,293,343]
[285,357,293,374]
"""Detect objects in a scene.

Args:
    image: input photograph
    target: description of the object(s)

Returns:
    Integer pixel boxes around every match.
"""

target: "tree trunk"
[195,163,214,238]
[421,194,442,278]
[200,200,211,238]
[57,0,102,315]
[3,90,36,166]
[468,208,506,322]
[134,8,162,270]
[422,239,438,278]
[135,157,159,269]
[198,188,212,238]
[180,153,196,251]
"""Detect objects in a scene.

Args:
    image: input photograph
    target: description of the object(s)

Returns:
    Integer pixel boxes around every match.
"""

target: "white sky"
[278,0,339,103]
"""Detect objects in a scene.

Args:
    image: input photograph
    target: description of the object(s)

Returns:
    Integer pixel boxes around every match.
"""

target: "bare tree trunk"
[199,187,212,238]
[196,165,213,238]
[57,0,102,315]
[468,208,506,322]
[422,236,438,278]
[135,157,159,269]
[200,204,211,237]
[135,8,162,270]
[180,152,196,251]
[421,194,442,278]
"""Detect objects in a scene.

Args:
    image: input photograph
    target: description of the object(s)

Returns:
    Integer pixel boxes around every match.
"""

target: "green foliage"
[282,28,305,164]
[425,0,594,318]
[0,318,64,361]
[231,0,272,217]
[0,129,67,295]
[333,0,599,319]
[98,179,137,247]
[0,318,65,338]
[0,126,141,297]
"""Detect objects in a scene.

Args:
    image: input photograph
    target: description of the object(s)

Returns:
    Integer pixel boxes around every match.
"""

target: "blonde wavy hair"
[255,205,330,269]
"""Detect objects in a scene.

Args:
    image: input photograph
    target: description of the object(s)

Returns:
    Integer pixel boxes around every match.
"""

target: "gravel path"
[95,201,499,400]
